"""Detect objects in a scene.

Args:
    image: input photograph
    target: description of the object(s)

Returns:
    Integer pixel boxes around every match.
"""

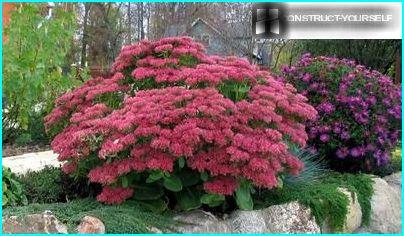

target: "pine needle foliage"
[2,198,177,233]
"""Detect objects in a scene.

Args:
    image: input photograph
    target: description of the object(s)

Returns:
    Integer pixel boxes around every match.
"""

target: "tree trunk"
[139,3,145,40]
[80,3,91,67]
[127,3,131,43]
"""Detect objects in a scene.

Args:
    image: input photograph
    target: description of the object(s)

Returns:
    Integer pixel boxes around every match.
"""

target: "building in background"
[164,18,271,66]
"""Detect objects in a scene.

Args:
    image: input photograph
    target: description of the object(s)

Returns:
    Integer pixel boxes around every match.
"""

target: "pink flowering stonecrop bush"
[45,37,317,209]
[280,53,402,172]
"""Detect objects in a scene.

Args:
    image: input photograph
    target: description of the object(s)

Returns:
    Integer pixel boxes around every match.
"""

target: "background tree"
[3,3,77,143]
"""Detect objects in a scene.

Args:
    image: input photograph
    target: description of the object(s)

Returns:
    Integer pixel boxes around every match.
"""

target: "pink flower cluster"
[113,36,269,88]
[96,186,134,204]
[44,72,128,130]
[203,176,239,195]
[46,37,317,204]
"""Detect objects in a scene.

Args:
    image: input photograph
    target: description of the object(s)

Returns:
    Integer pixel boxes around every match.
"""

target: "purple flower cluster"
[280,53,401,170]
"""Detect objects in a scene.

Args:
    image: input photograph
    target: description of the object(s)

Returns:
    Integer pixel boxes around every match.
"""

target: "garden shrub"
[45,37,317,209]
[2,167,27,207]
[19,166,101,204]
[280,53,402,173]
[19,166,63,204]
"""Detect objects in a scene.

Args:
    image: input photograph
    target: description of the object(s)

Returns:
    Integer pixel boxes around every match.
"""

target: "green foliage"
[218,80,251,102]
[163,174,183,192]
[322,173,374,225]
[175,188,202,211]
[391,147,402,172]
[2,167,28,207]
[19,166,101,204]
[255,172,374,232]
[261,182,349,231]
[3,3,77,142]
[200,194,225,207]
[178,54,199,67]
[19,166,63,203]
[235,179,254,210]
[2,198,177,233]
[132,184,163,201]
[12,106,49,146]
[14,133,32,146]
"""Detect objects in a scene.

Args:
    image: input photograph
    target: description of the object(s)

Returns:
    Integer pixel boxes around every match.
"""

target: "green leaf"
[235,180,254,210]
[200,172,209,181]
[163,175,182,192]
[121,176,129,188]
[176,188,201,211]
[277,177,284,189]
[178,157,186,169]
[200,194,225,207]
[2,195,8,206]
[164,172,171,177]
[146,171,164,183]
[3,182,8,192]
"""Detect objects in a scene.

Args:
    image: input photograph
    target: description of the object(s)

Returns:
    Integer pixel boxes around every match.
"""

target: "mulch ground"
[2,143,51,157]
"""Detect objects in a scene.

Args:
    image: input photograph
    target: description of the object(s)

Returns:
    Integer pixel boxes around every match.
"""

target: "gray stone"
[77,216,105,234]
[174,202,322,233]
[359,176,402,233]
[2,210,68,234]
[174,210,229,233]
[261,201,321,233]
[383,172,402,191]
[228,210,267,233]
[147,226,163,233]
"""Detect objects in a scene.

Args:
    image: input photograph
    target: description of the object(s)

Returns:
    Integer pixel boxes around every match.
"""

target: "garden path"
[2,150,60,174]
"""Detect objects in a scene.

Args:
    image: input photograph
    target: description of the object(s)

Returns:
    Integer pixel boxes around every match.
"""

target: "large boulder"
[228,210,267,233]
[356,173,402,233]
[383,171,402,191]
[261,201,321,233]
[173,210,229,233]
[174,202,321,233]
[2,211,68,234]
[77,216,105,234]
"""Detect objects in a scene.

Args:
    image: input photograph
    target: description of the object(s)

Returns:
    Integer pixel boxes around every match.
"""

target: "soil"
[2,143,51,157]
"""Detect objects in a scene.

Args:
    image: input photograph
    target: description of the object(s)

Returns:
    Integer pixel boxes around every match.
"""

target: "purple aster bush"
[279,53,401,172]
